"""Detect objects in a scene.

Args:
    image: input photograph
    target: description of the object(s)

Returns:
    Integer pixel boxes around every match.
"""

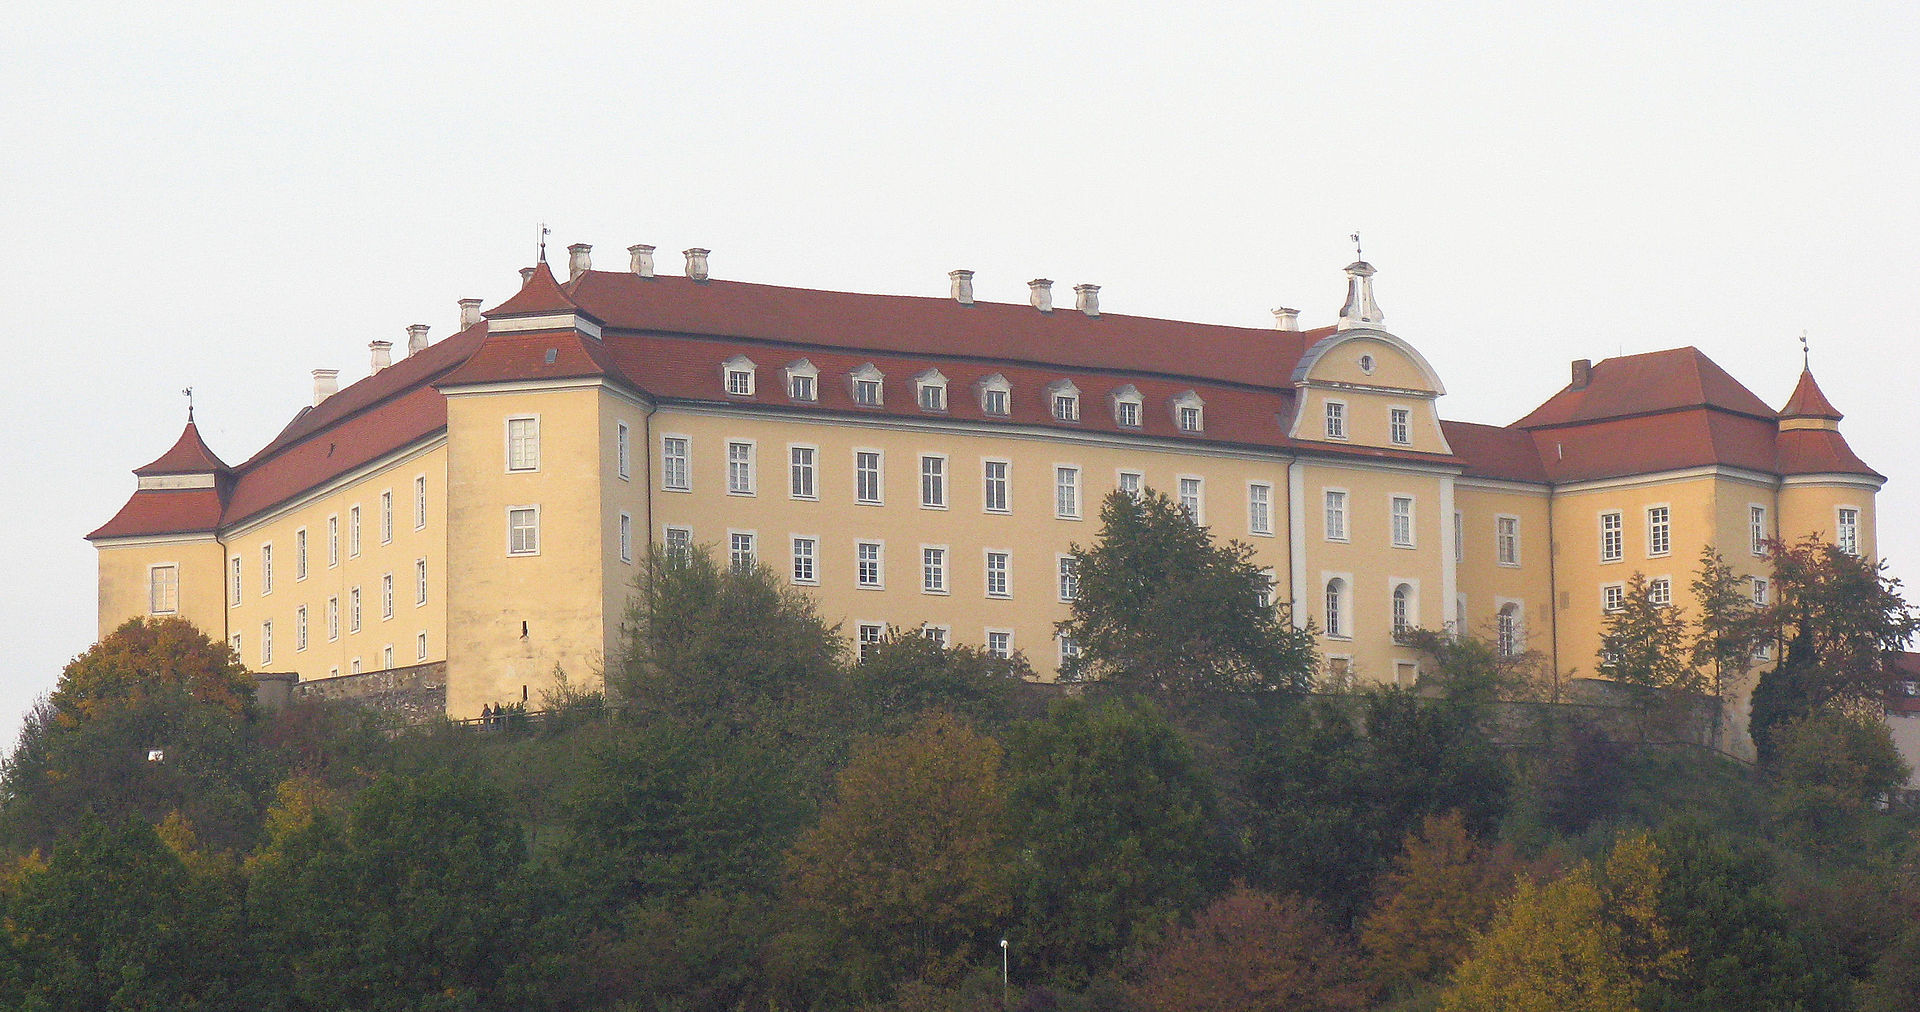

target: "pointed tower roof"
[484,261,582,319]
[134,419,230,476]
[1779,367,1843,421]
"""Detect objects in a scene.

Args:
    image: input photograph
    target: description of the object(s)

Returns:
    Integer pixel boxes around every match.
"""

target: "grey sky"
[4,2,1916,747]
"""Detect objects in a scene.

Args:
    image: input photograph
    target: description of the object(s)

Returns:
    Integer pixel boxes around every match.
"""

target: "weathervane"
[538,222,550,263]
[182,386,194,423]
[1800,330,1809,368]
[1350,232,1363,261]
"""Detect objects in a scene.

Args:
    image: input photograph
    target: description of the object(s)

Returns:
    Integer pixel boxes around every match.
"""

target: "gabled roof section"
[135,420,229,476]
[1776,428,1882,480]
[87,488,224,540]
[1514,347,1777,429]
[485,261,582,319]
[1780,367,1843,421]
[436,327,625,390]
[1441,420,1549,483]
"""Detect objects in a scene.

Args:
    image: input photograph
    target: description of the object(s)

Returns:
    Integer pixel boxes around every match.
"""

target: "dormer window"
[1111,384,1143,428]
[1324,400,1347,440]
[914,368,948,412]
[1171,390,1204,433]
[850,363,885,407]
[783,358,818,402]
[977,373,1011,416]
[1048,380,1081,422]
[722,354,756,396]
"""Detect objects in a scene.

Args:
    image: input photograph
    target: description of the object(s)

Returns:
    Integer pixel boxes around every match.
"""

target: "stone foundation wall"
[287,662,448,724]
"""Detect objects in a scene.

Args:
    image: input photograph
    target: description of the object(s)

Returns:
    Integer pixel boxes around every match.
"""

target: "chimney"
[1074,284,1100,318]
[1272,307,1300,331]
[1337,260,1383,329]
[628,244,656,278]
[458,298,483,329]
[369,340,392,373]
[312,369,339,406]
[567,243,592,282]
[406,324,430,356]
[1028,278,1054,313]
[519,266,536,284]
[684,248,711,281]
[949,269,975,306]
[1571,358,1592,391]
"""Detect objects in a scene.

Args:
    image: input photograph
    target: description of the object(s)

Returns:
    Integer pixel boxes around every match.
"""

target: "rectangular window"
[1055,467,1080,519]
[858,622,886,661]
[327,515,339,568]
[1496,516,1520,566]
[1600,511,1623,562]
[1058,556,1080,601]
[792,537,817,584]
[1391,496,1415,547]
[1325,401,1346,439]
[1053,393,1079,422]
[1178,404,1202,432]
[1648,577,1672,607]
[983,460,1010,513]
[1453,512,1464,565]
[1647,506,1671,557]
[986,630,1013,659]
[1752,577,1768,606]
[920,455,947,508]
[506,416,539,471]
[380,490,393,543]
[857,541,883,588]
[662,436,691,491]
[327,597,339,641]
[1602,584,1625,613]
[1118,471,1143,496]
[790,446,817,499]
[383,645,394,670]
[982,387,1010,416]
[854,378,882,406]
[1116,400,1140,427]
[664,526,693,557]
[922,625,949,648]
[985,551,1010,598]
[1389,407,1411,445]
[726,441,755,495]
[149,565,178,614]
[1178,477,1202,522]
[615,422,631,481]
[1325,490,1348,541]
[261,544,274,595]
[230,556,242,605]
[349,505,362,557]
[619,513,633,564]
[789,373,815,401]
[728,532,756,572]
[1059,633,1081,665]
[1838,507,1860,556]
[922,547,947,594]
[349,586,362,633]
[417,632,428,660]
[726,367,754,396]
[230,633,241,656]
[295,529,308,581]
[508,507,539,555]
[381,573,394,620]
[855,451,883,504]
[1749,505,1766,556]
[415,475,428,528]
[1257,568,1276,610]
[415,558,428,605]
[919,384,946,411]
[296,605,308,651]
[261,621,273,665]
[1248,483,1273,535]
[350,658,362,675]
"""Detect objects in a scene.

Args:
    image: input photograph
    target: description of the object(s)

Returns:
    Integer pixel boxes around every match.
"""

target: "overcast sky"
[4,2,1916,748]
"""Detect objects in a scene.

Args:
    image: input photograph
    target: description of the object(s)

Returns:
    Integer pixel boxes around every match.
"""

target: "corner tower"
[87,413,232,639]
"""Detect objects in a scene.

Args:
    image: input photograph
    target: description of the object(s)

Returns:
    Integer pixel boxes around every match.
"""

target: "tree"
[50,616,255,723]
[1688,547,1765,706]
[1056,489,1317,697]
[1768,710,1910,850]
[842,631,1033,736]
[1595,572,1697,694]
[1749,535,1918,757]
[783,712,1011,991]
[1131,887,1370,1012]
[1359,811,1516,994]
[1003,697,1223,976]
[1440,867,1639,1012]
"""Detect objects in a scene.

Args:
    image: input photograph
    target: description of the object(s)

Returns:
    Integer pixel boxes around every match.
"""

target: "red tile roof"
[437,327,622,389]
[483,261,579,318]
[1514,347,1777,429]
[1443,421,1550,483]
[135,421,229,475]
[1775,427,1882,479]
[88,488,223,540]
[1780,367,1843,420]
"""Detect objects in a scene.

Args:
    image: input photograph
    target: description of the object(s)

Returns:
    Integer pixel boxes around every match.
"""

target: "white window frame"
[789,445,818,500]
[327,514,340,568]
[1390,580,1418,638]
[727,530,757,571]
[921,624,950,648]
[1048,380,1081,422]
[148,563,179,615]
[921,545,949,595]
[1324,399,1348,440]
[1058,631,1081,667]
[1602,583,1626,613]
[857,621,887,662]
[722,354,757,396]
[327,596,340,641]
[1117,470,1143,496]
[349,504,362,558]
[1324,489,1349,542]
[414,475,428,531]
[349,585,362,633]
[1323,574,1352,640]
[661,434,692,492]
[1748,503,1766,556]
[984,549,1012,599]
[854,448,884,505]
[507,505,540,556]
[784,358,819,402]
[382,645,394,670]
[985,629,1015,659]
[1495,598,1524,657]
[1646,504,1672,558]
[791,535,818,585]
[1055,465,1081,519]
[296,605,308,652]
[983,459,1011,513]
[850,363,885,407]
[618,513,633,564]
[726,439,757,495]
[260,542,274,596]
[663,525,693,557]
[230,555,242,606]
[1391,495,1416,548]
[1178,475,1204,524]
[415,558,428,605]
[920,454,949,509]
[350,658,362,675]
[1248,482,1274,536]
[1495,514,1521,567]
[856,540,885,590]
[381,572,394,620]
[1388,405,1412,446]
[1599,510,1624,563]
[1171,390,1204,433]
[1453,511,1464,565]
[914,368,949,412]
[1837,505,1861,556]
[295,528,308,582]
[616,422,631,481]
[1111,384,1143,428]
[505,415,540,472]
[1647,576,1673,607]
[379,489,393,544]
[417,631,429,660]
[1057,554,1080,602]
[978,374,1012,417]
[1752,577,1768,607]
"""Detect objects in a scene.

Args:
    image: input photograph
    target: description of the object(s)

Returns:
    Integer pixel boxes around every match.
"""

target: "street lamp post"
[1000,937,1009,1008]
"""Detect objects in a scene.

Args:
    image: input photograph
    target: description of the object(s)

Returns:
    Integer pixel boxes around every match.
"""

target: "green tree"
[1688,547,1765,706]
[782,712,1012,990]
[1003,697,1223,977]
[1057,489,1316,697]
[1131,887,1370,1012]
[1596,572,1697,694]
[1359,811,1516,995]
[1768,710,1910,850]
[842,631,1032,736]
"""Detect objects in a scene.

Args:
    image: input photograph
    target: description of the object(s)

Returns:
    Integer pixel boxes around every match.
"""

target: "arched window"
[1392,584,1412,639]
[1325,578,1347,638]
[1497,602,1521,657]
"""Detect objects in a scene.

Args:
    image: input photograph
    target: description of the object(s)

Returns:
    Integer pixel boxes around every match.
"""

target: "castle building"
[89,243,1882,736]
